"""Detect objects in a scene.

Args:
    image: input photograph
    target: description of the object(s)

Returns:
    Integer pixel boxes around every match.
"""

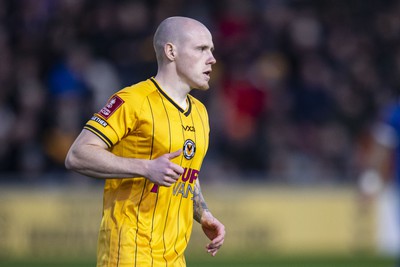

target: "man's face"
[175,26,216,90]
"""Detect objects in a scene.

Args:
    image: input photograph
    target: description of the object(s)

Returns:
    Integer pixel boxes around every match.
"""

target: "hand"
[146,150,184,187]
[201,213,225,256]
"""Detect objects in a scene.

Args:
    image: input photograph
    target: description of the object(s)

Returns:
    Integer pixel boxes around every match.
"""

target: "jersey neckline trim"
[150,77,192,117]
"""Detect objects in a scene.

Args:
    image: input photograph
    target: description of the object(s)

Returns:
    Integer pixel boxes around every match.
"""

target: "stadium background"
[0,0,399,266]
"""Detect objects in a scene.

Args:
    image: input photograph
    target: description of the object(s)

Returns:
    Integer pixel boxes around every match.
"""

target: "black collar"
[150,78,192,116]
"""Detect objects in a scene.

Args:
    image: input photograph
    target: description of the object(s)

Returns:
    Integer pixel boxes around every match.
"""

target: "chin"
[196,82,210,90]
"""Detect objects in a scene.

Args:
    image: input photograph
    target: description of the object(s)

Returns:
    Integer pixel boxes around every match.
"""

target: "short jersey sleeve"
[84,90,138,148]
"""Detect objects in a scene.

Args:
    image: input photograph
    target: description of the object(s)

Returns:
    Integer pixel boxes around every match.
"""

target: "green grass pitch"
[0,255,397,267]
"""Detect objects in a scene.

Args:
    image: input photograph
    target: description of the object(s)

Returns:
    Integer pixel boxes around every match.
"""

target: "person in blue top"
[359,100,400,266]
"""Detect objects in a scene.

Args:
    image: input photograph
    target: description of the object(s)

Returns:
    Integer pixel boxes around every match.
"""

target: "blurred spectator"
[44,43,122,174]
[218,61,269,177]
[13,55,47,177]
[43,44,91,169]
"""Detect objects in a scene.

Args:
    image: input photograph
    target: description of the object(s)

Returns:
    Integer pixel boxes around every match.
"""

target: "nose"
[208,52,216,65]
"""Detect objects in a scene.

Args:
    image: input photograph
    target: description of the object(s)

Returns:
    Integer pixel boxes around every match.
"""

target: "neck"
[154,74,190,109]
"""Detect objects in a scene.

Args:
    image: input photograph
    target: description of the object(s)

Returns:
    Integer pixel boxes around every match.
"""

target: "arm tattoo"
[193,180,209,223]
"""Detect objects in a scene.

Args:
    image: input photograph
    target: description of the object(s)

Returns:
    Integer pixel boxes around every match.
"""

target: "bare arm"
[65,129,184,186]
[193,179,225,256]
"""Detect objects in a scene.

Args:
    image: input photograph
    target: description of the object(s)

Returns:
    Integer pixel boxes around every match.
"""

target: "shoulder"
[98,79,158,118]
[116,79,158,102]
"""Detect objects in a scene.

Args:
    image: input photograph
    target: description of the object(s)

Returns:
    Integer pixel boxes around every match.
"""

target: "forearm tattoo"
[193,180,209,223]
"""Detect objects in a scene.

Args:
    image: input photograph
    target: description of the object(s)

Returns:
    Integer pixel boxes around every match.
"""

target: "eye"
[197,45,214,54]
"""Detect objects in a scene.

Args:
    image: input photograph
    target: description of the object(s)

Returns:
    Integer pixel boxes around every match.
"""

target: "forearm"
[194,179,225,255]
[193,179,210,223]
[65,130,149,179]
[66,144,148,179]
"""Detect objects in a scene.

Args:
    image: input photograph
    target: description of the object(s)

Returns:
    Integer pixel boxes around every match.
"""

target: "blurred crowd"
[1,0,400,184]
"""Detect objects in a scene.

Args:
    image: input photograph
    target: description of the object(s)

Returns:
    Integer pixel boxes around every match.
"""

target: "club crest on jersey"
[99,95,124,119]
[183,139,196,160]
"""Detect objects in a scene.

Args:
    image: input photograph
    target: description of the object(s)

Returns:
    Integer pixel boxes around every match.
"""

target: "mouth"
[203,70,211,79]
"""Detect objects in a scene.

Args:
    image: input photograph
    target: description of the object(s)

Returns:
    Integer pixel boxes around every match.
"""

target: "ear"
[164,43,176,61]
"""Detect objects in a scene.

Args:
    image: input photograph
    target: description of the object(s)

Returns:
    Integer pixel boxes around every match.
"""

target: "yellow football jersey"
[84,78,210,267]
